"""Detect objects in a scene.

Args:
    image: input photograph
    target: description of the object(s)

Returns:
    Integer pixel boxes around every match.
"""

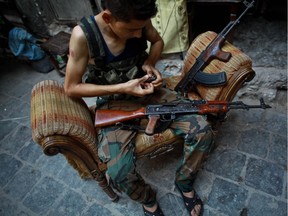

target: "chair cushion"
[135,129,183,157]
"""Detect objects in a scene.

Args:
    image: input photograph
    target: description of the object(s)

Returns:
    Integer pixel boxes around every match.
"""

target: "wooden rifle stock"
[201,35,231,63]
[95,107,146,128]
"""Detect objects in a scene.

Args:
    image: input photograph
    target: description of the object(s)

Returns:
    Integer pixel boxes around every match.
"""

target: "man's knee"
[186,126,214,152]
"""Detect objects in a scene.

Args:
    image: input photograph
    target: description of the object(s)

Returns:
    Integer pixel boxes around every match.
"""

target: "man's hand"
[123,75,155,97]
[142,64,163,88]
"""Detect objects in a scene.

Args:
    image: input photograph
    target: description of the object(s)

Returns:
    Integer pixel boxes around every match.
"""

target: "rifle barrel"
[222,0,255,37]
[228,98,271,110]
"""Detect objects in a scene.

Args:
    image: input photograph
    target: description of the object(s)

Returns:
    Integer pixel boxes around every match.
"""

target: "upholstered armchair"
[30,31,255,201]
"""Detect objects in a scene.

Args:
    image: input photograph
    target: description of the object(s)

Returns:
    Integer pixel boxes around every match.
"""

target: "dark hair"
[101,0,157,22]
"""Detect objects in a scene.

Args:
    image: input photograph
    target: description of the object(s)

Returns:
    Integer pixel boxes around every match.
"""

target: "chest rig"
[79,16,148,100]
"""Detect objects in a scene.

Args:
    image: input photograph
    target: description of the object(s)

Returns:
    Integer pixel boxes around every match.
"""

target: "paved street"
[0,53,287,216]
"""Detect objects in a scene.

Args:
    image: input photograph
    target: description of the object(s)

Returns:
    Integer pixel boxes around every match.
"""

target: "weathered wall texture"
[14,0,97,37]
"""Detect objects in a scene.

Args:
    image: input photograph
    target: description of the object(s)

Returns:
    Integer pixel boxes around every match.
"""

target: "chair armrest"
[30,80,118,201]
[31,80,99,177]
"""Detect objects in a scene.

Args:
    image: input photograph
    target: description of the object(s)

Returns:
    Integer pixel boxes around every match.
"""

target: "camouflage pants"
[97,88,214,207]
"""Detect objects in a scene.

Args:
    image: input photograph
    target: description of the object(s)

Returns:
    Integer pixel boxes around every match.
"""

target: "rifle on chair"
[95,98,271,135]
[174,0,255,96]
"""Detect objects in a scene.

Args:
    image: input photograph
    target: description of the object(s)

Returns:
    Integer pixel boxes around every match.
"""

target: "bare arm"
[64,26,154,98]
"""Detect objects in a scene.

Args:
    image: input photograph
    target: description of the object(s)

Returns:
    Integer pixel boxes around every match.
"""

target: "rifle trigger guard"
[160,114,175,121]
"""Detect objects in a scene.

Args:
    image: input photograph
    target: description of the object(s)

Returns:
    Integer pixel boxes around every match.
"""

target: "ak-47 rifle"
[174,0,255,95]
[95,98,271,135]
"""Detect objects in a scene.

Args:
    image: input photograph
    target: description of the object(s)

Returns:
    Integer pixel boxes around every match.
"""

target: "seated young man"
[64,0,213,215]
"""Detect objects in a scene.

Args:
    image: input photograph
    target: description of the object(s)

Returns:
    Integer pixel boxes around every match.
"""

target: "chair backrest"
[165,31,255,101]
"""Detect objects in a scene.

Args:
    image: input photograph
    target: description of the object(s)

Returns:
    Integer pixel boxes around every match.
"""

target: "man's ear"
[102,12,112,24]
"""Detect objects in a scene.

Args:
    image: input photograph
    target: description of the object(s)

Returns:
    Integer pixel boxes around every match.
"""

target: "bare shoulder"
[71,25,86,44]
[69,25,89,58]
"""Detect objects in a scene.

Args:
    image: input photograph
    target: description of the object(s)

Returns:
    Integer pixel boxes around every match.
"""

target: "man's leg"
[171,114,213,191]
[98,126,157,207]
[171,114,214,215]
